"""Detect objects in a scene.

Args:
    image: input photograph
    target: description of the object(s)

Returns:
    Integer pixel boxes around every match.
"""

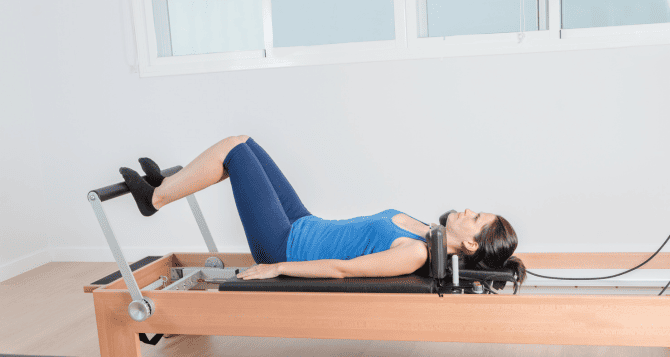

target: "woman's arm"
[282,242,427,279]
[339,242,427,278]
[278,259,345,279]
[239,242,427,280]
[279,241,428,278]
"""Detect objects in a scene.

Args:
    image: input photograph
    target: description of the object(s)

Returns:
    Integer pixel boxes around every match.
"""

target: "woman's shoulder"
[293,215,320,225]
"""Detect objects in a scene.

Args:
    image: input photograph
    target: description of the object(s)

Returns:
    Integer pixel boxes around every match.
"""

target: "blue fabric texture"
[223,138,312,264]
[286,209,427,262]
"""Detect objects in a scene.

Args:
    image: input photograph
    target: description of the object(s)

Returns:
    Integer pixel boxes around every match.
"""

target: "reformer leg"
[98,330,141,357]
[94,295,142,357]
[152,135,249,210]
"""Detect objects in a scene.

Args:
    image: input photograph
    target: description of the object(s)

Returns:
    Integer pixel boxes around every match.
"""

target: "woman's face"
[446,209,497,254]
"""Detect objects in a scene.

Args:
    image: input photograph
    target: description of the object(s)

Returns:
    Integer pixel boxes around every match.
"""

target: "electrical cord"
[526,234,670,296]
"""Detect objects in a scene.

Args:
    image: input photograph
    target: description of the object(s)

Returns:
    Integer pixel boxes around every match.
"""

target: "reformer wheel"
[128,297,155,322]
[205,256,224,269]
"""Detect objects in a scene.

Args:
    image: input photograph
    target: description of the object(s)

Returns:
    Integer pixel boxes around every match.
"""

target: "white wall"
[1,0,669,282]
[0,0,61,280]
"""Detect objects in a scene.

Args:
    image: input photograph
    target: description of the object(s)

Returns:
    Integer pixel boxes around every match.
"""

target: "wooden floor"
[1,262,669,357]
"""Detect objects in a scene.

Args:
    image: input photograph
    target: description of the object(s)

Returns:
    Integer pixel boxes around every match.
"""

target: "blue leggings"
[223,138,312,264]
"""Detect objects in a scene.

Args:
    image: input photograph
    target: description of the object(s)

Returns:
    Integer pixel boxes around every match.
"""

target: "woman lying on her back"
[119,135,526,286]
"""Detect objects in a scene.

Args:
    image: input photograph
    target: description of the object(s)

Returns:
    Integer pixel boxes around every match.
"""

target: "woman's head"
[441,209,527,287]
[441,209,496,255]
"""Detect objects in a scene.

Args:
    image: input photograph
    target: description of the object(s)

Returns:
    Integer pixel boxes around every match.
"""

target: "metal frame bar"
[141,276,167,291]
[186,194,218,253]
[88,192,144,302]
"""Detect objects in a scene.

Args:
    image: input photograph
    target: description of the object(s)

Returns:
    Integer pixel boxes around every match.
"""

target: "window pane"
[424,0,539,37]
[272,0,395,47]
[162,0,264,57]
[562,0,670,29]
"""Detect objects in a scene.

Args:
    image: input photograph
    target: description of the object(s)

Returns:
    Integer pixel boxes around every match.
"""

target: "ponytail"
[503,255,527,285]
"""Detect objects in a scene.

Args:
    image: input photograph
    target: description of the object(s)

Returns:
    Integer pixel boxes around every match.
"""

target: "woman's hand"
[236,263,281,280]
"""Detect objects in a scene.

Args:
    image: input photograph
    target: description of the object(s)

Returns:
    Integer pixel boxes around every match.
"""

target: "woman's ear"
[462,239,479,255]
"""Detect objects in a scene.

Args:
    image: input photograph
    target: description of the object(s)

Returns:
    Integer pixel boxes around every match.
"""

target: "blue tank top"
[285,209,427,262]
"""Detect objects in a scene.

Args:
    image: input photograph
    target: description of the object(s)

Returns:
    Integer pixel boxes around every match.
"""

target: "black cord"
[526,234,670,296]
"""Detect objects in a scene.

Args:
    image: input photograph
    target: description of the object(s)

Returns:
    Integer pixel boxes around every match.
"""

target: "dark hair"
[443,214,527,290]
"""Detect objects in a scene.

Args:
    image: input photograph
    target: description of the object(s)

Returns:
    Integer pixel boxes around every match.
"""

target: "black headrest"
[425,224,449,280]
[424,212,517,290]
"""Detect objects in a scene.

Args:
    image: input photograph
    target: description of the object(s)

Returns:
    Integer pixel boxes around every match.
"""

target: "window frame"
[130,0,670,77]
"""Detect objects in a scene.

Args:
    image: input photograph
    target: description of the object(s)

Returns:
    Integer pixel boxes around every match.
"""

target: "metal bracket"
[170,266,246,281]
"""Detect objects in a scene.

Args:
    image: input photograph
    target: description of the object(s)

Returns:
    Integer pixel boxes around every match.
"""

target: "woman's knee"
[237,135,250,143]
[217,136,246,162]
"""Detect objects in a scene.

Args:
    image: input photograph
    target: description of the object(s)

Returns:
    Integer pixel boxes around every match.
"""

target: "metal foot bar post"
[88,191,155,322]
[186,194,218,253]
[87,165,183,322]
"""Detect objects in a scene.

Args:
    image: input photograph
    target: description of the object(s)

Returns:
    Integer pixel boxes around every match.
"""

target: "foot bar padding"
[88,166,182,202]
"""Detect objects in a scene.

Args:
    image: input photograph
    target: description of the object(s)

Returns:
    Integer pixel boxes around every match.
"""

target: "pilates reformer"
[84,166,670,356]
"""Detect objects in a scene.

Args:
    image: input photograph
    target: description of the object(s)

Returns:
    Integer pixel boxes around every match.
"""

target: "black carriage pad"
[218,274,436,294]
[91,256,163,285]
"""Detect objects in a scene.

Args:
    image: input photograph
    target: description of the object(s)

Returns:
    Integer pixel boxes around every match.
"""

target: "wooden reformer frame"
[84,167,670,356]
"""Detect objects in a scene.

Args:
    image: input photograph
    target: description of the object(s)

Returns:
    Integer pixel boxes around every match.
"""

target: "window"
[419,0,541,38]
[130,0,670,77]
[153,0,264,57]
[562,0,670,30]
[272,0,396,47]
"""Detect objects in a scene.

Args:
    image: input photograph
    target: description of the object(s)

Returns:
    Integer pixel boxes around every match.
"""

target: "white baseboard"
[0,249,53,283]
